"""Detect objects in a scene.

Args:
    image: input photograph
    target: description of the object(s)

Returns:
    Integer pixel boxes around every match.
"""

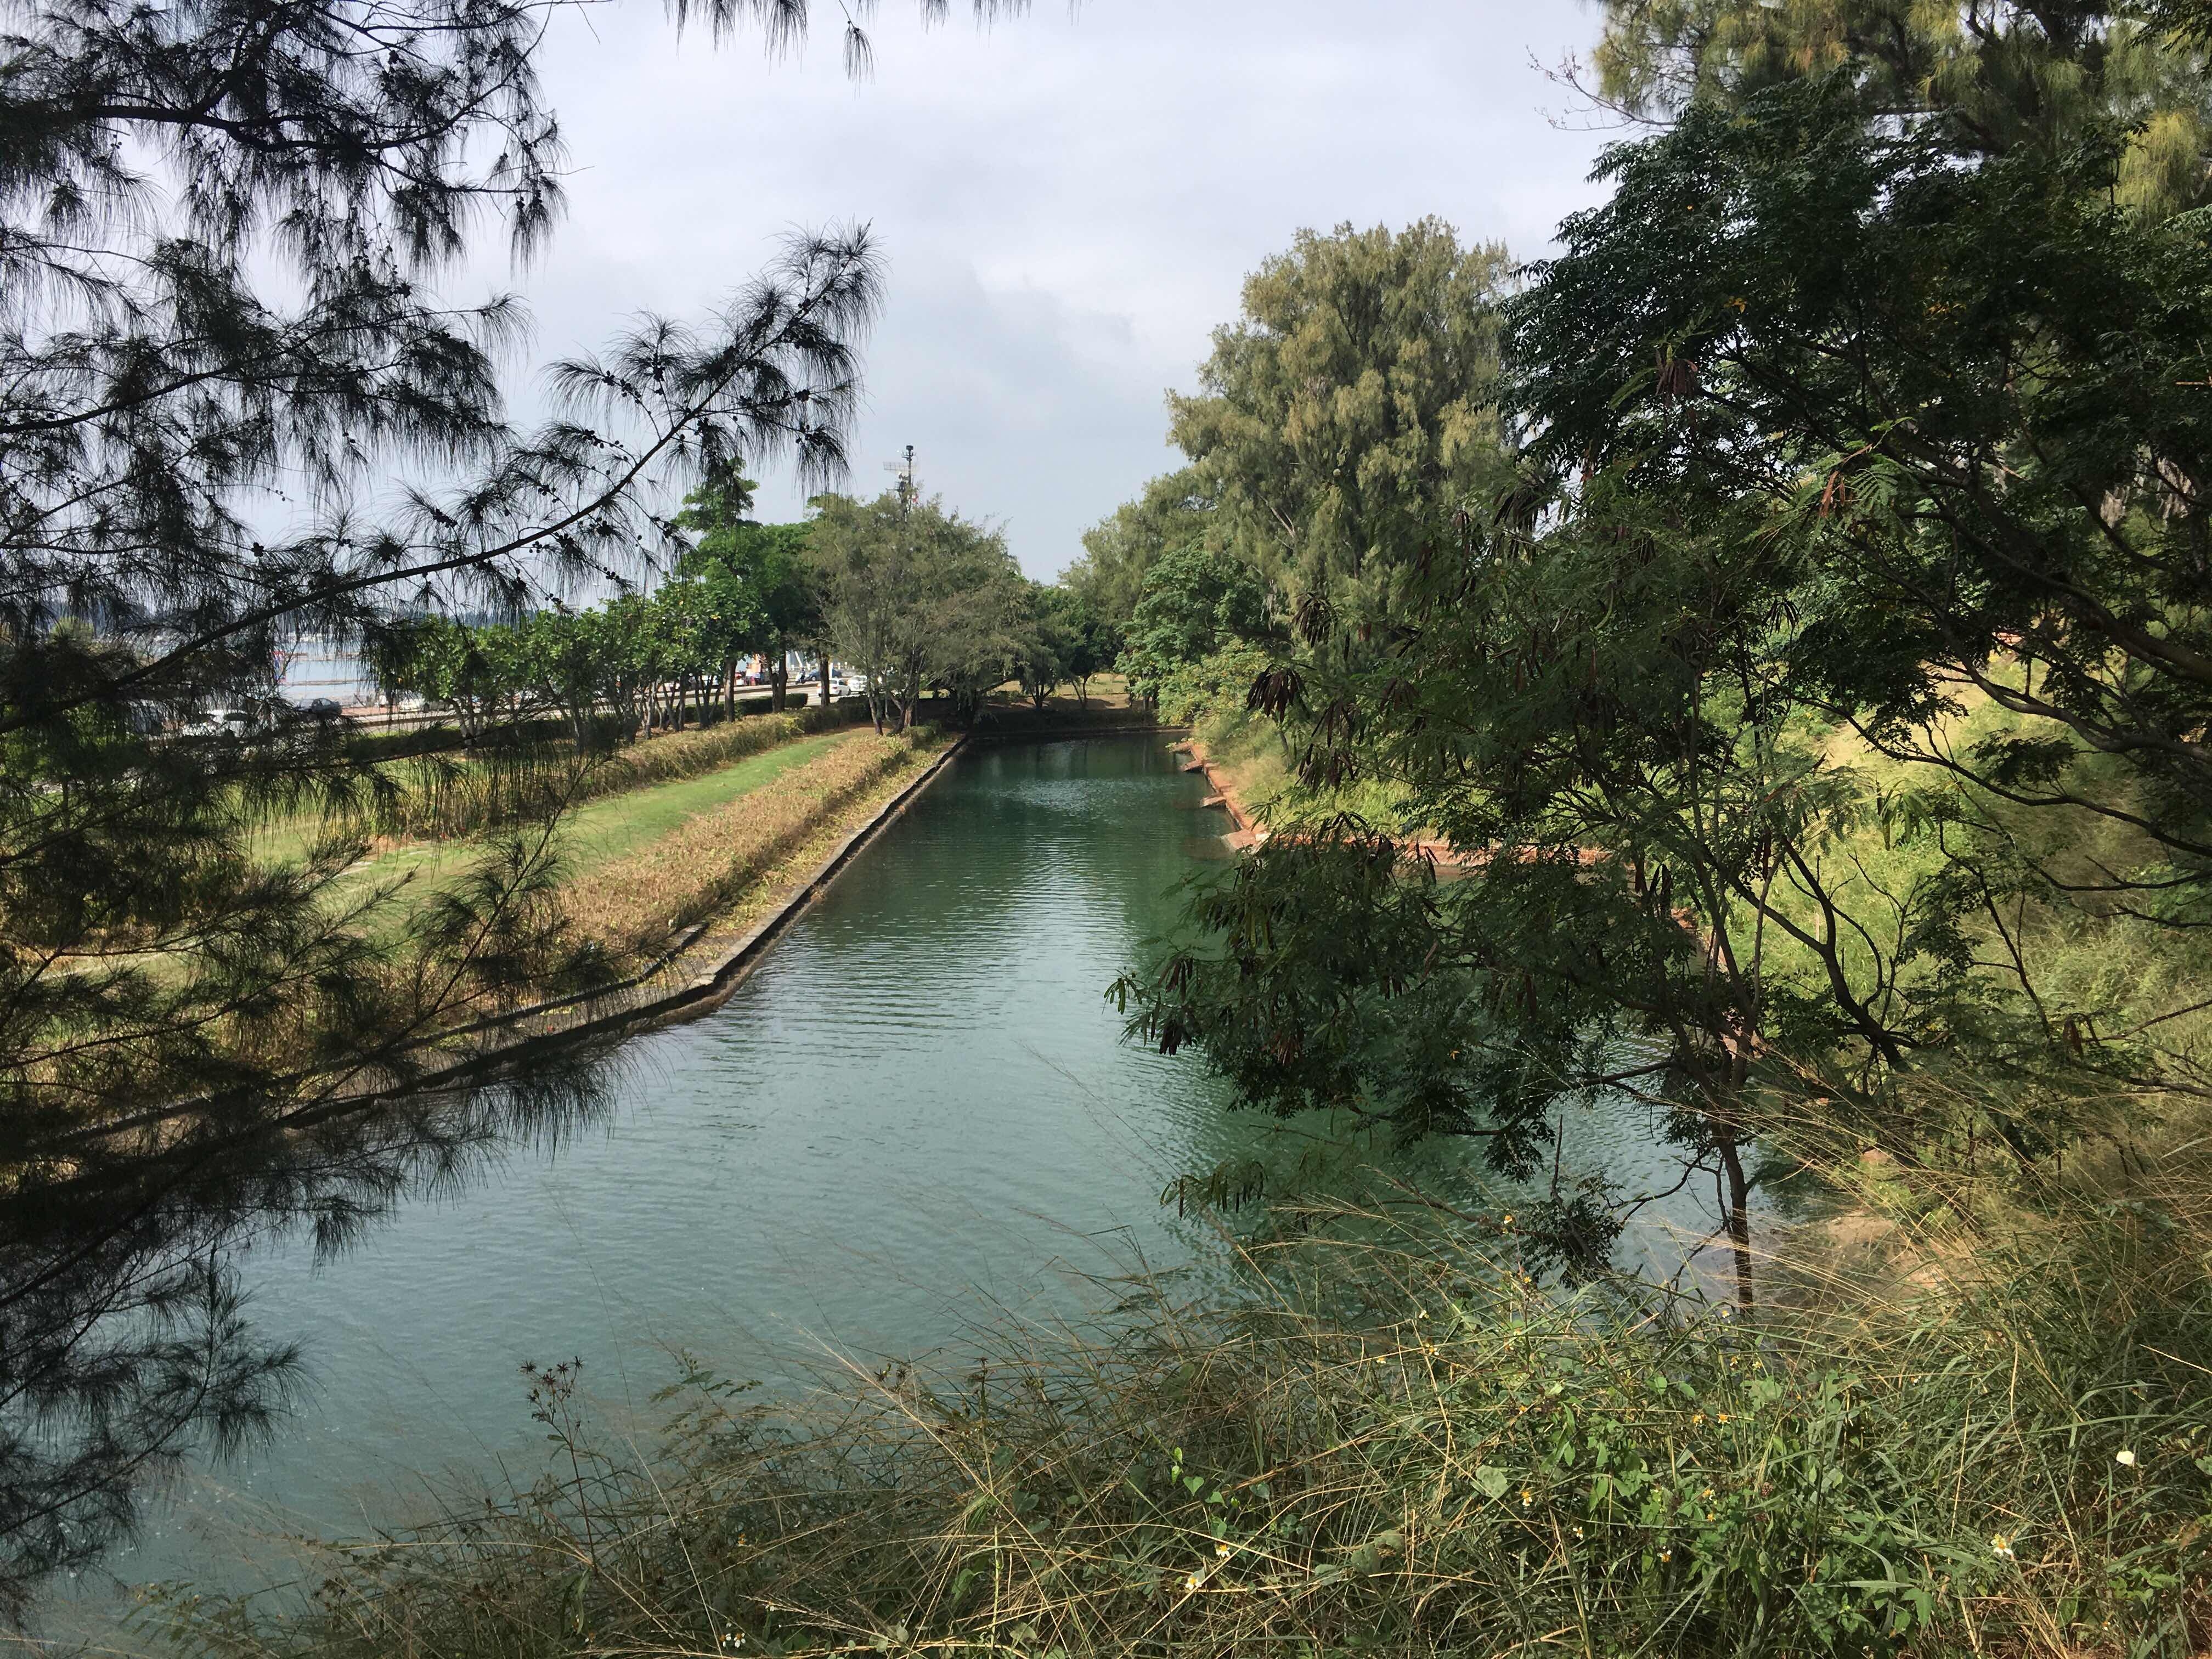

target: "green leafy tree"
[1117,545,1271,708]
[1014,583,1080,709]
[678,478,819,713]
[1508,79,2212,984]
[1592,0,2212,212]
[582,595,653,739]
[1011,584,1113,710]
[384,614,546,743]
[1058,592,1114,707]
[814,492,1023,731]
[1062,466,1217,633]
[1167,219,1513,627]
[1126,76,2212,1303]
[518,606,609,749]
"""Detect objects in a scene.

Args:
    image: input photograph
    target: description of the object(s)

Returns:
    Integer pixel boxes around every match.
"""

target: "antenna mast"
[881,444,917,514]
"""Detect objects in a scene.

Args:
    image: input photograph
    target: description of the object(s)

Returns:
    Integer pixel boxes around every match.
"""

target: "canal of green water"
[67,733,1753,1622]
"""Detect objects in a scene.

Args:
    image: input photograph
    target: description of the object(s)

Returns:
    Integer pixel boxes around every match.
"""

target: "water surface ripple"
[83,735,1732,1605]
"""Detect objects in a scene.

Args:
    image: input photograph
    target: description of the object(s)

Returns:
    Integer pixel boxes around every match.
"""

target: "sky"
[481,1,1624,580]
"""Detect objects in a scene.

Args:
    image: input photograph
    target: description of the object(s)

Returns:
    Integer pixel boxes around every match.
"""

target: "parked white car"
[181,707,242,739]
[183,703,283,741]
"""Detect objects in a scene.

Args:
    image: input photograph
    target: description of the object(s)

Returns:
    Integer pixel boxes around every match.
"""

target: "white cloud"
[460,0,1620,577]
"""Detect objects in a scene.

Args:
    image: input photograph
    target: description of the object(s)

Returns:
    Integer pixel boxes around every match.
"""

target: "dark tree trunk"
[1717,1134,1754,1310]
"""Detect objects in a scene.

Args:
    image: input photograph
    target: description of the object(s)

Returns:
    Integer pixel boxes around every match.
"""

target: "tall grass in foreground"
[153,1131,2211,1659]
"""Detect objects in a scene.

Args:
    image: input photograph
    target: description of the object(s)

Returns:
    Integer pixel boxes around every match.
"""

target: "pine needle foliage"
[0,0,1006,1616]
[1592,0,2212,213]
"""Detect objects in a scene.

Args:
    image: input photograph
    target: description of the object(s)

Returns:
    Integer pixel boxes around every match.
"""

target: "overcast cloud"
[484,1,1621,578]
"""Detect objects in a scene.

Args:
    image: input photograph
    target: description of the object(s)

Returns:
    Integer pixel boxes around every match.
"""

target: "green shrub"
[1155,642,1270,727]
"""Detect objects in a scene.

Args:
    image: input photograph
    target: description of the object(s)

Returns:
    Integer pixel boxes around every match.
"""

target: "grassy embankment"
[1179,698,1407,836]
[558,723,947,953]
[251,704,871,867]
[1187,675,2212,1116]
[268,709,952,961]
[285,678,1156,960]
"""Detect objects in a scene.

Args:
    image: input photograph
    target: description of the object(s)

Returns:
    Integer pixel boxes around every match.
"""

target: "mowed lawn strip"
[562,729,851,866]
[325,727,865,922]
[563,729,943,948]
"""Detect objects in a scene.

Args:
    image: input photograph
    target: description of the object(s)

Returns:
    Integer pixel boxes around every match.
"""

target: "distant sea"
[274,638,380,706]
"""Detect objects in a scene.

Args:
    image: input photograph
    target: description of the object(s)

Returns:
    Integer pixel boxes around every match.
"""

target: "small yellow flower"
[2116,1448,2137,1468]
[1521,1489,1533,1507]
[1184,1571,1203,1591]
[1215,1542,1231,1558]
[1500,1212,1515,1228]
[1717,1413,1730,1424]
[1573,1525,1584,1538]
[1991,1534,2016,1561]
[1701,1487,1714,1499]
[1658,1549,1673,1564]
[1691,1413,1705,1426]
[1705,1511,1716,1521]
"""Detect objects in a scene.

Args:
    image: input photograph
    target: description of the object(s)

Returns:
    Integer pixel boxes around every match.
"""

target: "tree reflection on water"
[0,1043,620,1622]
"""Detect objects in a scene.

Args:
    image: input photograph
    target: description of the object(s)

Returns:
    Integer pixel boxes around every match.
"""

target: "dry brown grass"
[561,728,946,956]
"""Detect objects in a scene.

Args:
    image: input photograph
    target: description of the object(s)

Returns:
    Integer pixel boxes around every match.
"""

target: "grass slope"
[325,730,865,929]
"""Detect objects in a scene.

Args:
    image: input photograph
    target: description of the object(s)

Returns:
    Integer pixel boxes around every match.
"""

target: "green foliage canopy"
[811,492,1025,731]
[1168,218,1513,624]
[1117,545,1272,708]
[1126,77,2212,1298]
[1060,466,1217,632]
[1593,0,2212,211]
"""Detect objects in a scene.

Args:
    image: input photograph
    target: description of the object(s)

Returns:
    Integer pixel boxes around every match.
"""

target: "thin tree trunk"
[1717,1135,1754,1310]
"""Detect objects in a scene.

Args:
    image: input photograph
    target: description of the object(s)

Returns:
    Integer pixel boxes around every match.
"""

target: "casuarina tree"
[0,0,1011,1616]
